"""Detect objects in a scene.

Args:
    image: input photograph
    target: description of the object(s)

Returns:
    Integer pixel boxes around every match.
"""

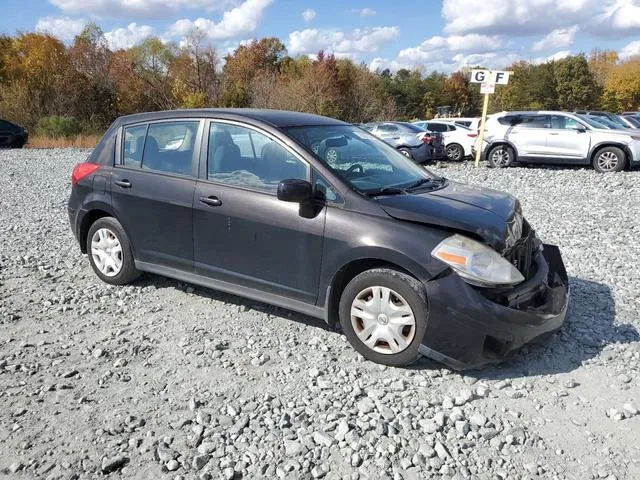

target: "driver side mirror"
[574,126,587,133]
[277,179,313,203]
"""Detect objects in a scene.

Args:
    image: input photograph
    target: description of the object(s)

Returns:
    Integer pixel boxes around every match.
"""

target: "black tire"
[398,148,414,160]
[592,146,626,173]
[86,217,140,285]
[487,145,515,168]
[339,268,428,367]
[446,143,465,162]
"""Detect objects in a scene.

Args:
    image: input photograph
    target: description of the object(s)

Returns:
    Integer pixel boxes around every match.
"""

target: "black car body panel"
[376,181,517,251]
[68,108,570,369]
[0,119,28,148]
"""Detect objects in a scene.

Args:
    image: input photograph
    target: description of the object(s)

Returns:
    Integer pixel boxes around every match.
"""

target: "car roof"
[116,108,346,128]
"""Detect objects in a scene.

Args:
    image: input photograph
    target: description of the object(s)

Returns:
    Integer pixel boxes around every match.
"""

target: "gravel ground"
[1,148,639,480]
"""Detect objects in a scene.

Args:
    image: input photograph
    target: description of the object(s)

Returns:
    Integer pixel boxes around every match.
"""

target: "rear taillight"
[422,134,433,144]
[72,163,100,186]
[467,133,477,137]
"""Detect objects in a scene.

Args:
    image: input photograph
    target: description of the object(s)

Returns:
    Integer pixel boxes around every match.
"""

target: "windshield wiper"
[365,186,408,197]
[406,177,445,191]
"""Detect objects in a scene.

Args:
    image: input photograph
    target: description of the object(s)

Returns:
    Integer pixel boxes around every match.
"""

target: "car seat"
[209,130,241,175]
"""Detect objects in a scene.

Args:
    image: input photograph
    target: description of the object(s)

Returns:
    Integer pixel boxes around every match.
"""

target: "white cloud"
[619,40,640,59]
[166,0,272,40]
[35,16,86,42]
[600,0,640,30]
[104,23,154,50]
[442,0,599,35]
[287,26,399,56]
[49,0,238,19]
[547,50,572,61]
[348,7,376,16]
[369,51,522,74]
[302,9,316,22]
[532,26,579,52]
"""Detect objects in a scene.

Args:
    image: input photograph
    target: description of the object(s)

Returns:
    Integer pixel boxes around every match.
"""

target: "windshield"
[398,122,426,133]
[591,116,622,129]
[576,114,608,129]
[624,116,640,128]
[283,124,438,195]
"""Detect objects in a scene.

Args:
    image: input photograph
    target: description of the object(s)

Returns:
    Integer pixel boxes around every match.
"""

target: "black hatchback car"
[0,119,28,148]
[68,109,569,369]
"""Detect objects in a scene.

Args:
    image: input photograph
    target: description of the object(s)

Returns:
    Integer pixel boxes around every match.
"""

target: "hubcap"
[447,145,461,161]
[326,149,338,163]
[350,286,416,355]
[400,150,411,158]
[91,228,123,277]
[491,149,510,166]
[597,151,619,171]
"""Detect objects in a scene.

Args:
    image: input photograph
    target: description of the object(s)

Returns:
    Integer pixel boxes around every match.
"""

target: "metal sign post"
[470,69,512,167]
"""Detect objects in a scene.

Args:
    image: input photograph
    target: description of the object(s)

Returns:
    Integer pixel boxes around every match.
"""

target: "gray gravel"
[1,148,640,479]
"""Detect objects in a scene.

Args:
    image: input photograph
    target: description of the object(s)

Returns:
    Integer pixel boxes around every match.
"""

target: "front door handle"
[200,196,222,207]
[549,132,560,135]
[115,180,132,188]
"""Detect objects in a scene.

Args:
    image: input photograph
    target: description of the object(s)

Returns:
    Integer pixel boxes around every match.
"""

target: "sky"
[2,0,640,73]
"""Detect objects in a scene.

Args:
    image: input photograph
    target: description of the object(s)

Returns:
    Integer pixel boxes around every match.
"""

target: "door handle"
[549,132,560,135]
[200,196,222,207]
[115,180,132,188]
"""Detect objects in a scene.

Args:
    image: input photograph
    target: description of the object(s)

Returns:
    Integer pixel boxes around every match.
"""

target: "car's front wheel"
[488,145,515,168]
[398,148,414,160]
[593,146,626,173]
[446,143,464,161]
[339,268,428,367]
[87,217,140,285]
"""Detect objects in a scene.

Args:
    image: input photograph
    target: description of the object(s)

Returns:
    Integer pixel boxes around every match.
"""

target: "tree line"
[0,24,638,137]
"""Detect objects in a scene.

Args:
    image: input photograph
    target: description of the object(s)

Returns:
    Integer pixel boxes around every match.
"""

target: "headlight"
[431,234,525,288]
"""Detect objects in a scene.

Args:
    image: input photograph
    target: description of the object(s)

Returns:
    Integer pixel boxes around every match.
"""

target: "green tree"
[553,54,598,110]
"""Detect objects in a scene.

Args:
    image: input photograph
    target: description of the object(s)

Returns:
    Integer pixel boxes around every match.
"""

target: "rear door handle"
[549,132,560,135]
[115,180,132,188]
[200,196,222,207]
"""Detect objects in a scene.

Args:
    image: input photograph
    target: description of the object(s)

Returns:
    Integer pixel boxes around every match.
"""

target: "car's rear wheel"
[339,268,428,367]
[398,148,413,159]
[593,146,626,173]
[446,143,464,162]
[488,145,515,168]
[87,217,140,285]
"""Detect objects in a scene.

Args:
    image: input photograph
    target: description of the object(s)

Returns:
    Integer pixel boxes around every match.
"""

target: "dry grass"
[26,135,101,149]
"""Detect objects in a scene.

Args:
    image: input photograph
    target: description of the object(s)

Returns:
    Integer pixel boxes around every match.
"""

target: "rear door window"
[427,123,448,132]
[142,121,200,176]
[123,124,148,168]
[519,115,548,129]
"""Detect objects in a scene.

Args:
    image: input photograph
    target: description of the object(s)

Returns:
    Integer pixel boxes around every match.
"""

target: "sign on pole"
[480,83,495,94]
[470,70,512,167]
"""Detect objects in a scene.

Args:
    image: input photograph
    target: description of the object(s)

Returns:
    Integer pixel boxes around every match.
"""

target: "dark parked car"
[363,122,446,163]
[69,109,569,369]
[574,111,628,128]
[0,119,28,148]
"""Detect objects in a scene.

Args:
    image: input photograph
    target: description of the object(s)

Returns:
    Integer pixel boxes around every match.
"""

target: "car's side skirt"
[135,261,326,320]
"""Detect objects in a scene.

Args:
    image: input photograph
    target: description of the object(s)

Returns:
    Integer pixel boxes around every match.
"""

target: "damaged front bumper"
[419,244,569,370]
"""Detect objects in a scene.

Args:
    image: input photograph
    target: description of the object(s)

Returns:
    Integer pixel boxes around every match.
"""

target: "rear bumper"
[419,244,569,370]
[410,143,432,163]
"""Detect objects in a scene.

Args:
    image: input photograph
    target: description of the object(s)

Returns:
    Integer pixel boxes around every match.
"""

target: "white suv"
[482,111,640,172]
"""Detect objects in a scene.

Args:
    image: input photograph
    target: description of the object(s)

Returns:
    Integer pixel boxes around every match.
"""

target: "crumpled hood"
[377,181,519,251]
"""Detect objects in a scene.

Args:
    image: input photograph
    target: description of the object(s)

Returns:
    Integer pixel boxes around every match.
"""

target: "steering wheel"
[347,164,364,174]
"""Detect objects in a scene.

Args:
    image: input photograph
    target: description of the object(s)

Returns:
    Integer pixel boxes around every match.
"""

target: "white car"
[438,117,481,132]
[481,110,640,172]
[413,120,477,161]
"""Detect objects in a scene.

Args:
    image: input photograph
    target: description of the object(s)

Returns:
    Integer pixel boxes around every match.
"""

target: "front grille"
[503,221,540,279]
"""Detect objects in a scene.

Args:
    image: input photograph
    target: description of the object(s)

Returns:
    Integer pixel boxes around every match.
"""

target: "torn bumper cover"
[419,244,569,370]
